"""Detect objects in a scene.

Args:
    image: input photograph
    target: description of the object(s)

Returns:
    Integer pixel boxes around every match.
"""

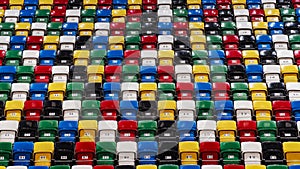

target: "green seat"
[196,101,214,120]
[126,22,141,36]
[122,65,139,82]
[158,83,175,100]
[220,141,241,164]
[81,9,96,22]
[125,35,141,50]
[159,165,179,169]
[210,65,228,82]
[35,10,50,23]
[0,23,15,36]
[207,35,223,50]
[192,50,208,65]
[221,22,236,35]
[280,8,295,22]
[138,120,157,141]
[267,165,288,169]
[173,9,188,22]
[16,66,34,83]
[257,120,277,142]
[81,100,100,120]
[0,142,12,166]
[66,82,84,100]
[0,83,11,101]
[90,49,106,65]
[96,142,116,165]
[231,83,249,100]
[47,22,62,36]
[50,166,71,169]
[5,50,22,66]
[38,120,58,142]
[289,34,300,50]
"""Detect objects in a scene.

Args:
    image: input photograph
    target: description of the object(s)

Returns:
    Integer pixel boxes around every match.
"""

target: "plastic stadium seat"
[118,120,137,141]
[75,142,96,165]
[23,100,43,121]
[138,120,157,141]
[98,121,117,142]
[234,101,253,121]
[158,141,178,164]
[177,121,196,141]
[237,120,257,142]
[103,82,121,100]
[138,141,158,164]
[278,121,298,142]
[176,82,194,100]
[202,165,222,169]
[273,101,291,121]
[158,83,175,100]
[137,165,157,169]
[58,121,78,142]
[54,142,74,165]
[30,83,48,100]
[96,142,116,165]
[262,142,284,165]
[117,142,137,166]
[139,101,157,121]
[94,166,115,169]
[257,121,277,142]
[224,165,244,169]
[195,82,212,101]
[283,142,300,166]
[13,142,34,166]
[5,100,24,121]
[100,100,119,120]
[217,120,237,142]
[78,120,98,142]
[38,120,58,142]
[221,142,241,165]
[179,142,199,165]
[200,142,220,165]
[158,100,176,121]
[33,142,54,166]
[241,142,262,165]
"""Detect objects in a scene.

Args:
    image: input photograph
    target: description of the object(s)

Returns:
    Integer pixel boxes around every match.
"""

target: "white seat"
[158,35,174,50]
[59,36,76,51]
[263,65,281,83]
[31,23,47,36]
[234,9,249,22]
[7,167,28,169]
[175,64,193,82]
[0,120,19,143]
[158,0,172,9]
[202,165,223,169]
[241,142,262,165]
[71,165,93,169]
[237,22,253,35]
[52,66,69,82]
[4,10,19,23]
[98,121,118,142]
[117,142,137,166]
[276,50,294,65]
[11,83,30,101]
[141,50,158,66]
[286,82,300,101]
[0,36,10,50]
[158,9,173,22]
[272,35,289,50]
[261,0,276,8]
[22,50,39,66]
[95,23,110,36]
[197,120,217,142]
[177,100,196,121]
[63,100,81,121]
[121,82,139,100]
[66,9,81,23]
[234,101,253,121]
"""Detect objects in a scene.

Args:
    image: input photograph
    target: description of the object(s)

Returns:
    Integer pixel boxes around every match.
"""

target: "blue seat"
[140,66,157,82]
[138,141,158,165]
[256,35,272,50]
[30,83,48,100]
[107,50,124,65]
[208,50,225,65]
[93,36,109,50]
[268,22,284,35]
[24,0,38,10]
[296,9,300,22]
[177,121,197,141]
[96,9,112,22]
[103,82,121,100]
[10,36,27,51]
[29,167,49,169]
[202,0,216,9]
[20,10,35,23]
[39,50,56,66]
[246,65,263,82]
[215,100,234,120]
[113,0,127,9]
[180,165,201,169]
[63,23,78,36]
[13,142,34,166]
[58,121,78,142]
[120,100,138,120]
[290,165,300,169]
[291,101,300,121]
[0,66,16,83]
[158,22,173,35]
[195,82,212,100]
[246,0,261,9]
[188,9,203,22]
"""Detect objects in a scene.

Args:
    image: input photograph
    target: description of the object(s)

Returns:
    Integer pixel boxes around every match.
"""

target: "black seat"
[268,82,286,101]
[85,83,103,100]
[205,22,220,35]
[70,65,87,82]
[276,0,291,8]
[228,65,247,82]
[174,50,192,64]
[158,141,179,165]
[42,100,63,120]
[262,142,284,165]
[239,35,256,50]
[56,50,73,66]
[260,50,277,65]
[76,36,92,50]
[68,0,82,9]
[138,101,158,121]
[277,121,298,142]
[17,120,38,141]
[219,10,234,21]
[158,121,177,141]
[174,37,191,51]
[54,142,75,165]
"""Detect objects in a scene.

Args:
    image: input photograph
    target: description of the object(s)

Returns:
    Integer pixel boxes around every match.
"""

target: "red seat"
[174,22,189,36]
[213,82,230,100]
[141,35,157,50]
[27,36,43,50]
[158,66,174,82]
[51,9,66,22]
[200,142,220,165]
[124,50,140,65]
[237,120,257,142]
[272,101,291,121]
[75,142,96,165]
[127,9,142,22]
[105,65,122,82]
[23,100,43,121]
[176,82,194,100]
[110,23,126,36]
[0,0,8,9]
[224,165,245,169]
[118,120,137,142]
[100,100,119,120]
[216,0,231,9]
[293,0,300,8]
[0,50,5,66]
[34,66,52,83]
[53,0,68,10]
[294,50,300,65]
[98,0,113,9]
[204,9,219,22]
[225,50,242,65]
[249,9,265,22]
[142,0,157,11]
[223,35,239,50]
[94,166,115,169]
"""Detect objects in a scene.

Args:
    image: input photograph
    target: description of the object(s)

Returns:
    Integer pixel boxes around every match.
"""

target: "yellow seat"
[73,50,90,66]
[217,120,236,142]
[78,120,98,142]
[249,83,267,101]
[10,0,24,10]
[232,0,246,9]
[193,65,210,82]
[253,101,272,121]
[33,142,54,166]
[281,65,299,83]
[190,35,206,50]
[112,9,126,22]
[4,100,24,121]
[283,142,300,166]
[87,65,104,83]
[48,82,66,101]
[179,142,199,165]
[245,165,266,169]
[158,100,176,121]
[189,22,204,35]
[252,22,268,35]
[158,50,174,66]
[0,10,4,23]
[78,23,94,36]
[140,83,157,101]
[242,50,259,65]
[187,0,201,9]
[83,0,97,9]
[43,36,59,50]
[0,167,6,169]
[264,9,280,22]
[39,0,53,10]
[128,0,142,9]
[136,165,157,169]
[15,23,31,37]
[109,36,125,50]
